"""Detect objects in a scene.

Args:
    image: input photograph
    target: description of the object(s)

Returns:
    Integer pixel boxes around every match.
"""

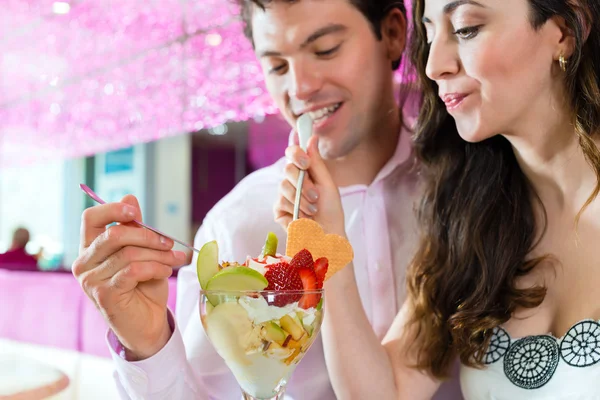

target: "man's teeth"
[307,103,340,122]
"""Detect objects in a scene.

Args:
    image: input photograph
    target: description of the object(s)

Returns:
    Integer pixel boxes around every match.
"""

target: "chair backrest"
[0,270,179,358]
[0,270,81,351]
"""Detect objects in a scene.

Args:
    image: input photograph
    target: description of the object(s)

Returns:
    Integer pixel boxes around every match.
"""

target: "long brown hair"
[405,0,600,378]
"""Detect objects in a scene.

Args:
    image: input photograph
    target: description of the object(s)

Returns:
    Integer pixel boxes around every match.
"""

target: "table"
[0,339,119,399]
[0,354,69,399]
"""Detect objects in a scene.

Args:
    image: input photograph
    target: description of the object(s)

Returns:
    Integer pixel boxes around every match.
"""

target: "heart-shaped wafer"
[286,219,353,281]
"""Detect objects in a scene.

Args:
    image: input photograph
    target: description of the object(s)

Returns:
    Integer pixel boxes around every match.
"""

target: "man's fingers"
[80,202,139,250]
[76,246,184,298]
[94,246,186,281]
[120,194,143,222]
[111,261,174,293]
[74,225,176,276]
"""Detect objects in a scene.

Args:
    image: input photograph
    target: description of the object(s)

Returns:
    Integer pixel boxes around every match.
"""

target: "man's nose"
[287,59,323,101]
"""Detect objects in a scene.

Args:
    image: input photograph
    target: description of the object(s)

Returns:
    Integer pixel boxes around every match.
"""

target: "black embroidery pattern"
[483,327,510,364]
[503,335,559,389]
[482,321,600,390]
[560,320,600,367]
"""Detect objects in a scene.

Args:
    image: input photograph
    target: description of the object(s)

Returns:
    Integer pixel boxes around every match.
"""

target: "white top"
[105,123,468,399]
[461,320,600,399]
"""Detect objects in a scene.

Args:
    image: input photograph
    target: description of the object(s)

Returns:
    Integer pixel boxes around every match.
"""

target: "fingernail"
[173,251,186,260]
[308,204,318,214]
[160,236,169,245]
[299,157,309,169]
[123,206,136,217]
[307,189,319,201]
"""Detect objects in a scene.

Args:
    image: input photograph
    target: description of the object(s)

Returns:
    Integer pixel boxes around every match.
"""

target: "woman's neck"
[505,108,598,213]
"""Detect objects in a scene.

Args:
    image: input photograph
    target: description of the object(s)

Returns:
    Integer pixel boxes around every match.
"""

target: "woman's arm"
[276,137,443,399]
[322,263,441,399]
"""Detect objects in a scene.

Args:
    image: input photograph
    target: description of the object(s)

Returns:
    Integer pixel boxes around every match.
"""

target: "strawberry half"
[290,249,314,270]
[313,257,328,287]
[297,267,321,309]
[264,262,303,307]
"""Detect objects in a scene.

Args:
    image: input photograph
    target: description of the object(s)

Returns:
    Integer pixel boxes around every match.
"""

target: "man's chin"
[317,132,364,160]
[316,139,338,160]
[317,143,349,161]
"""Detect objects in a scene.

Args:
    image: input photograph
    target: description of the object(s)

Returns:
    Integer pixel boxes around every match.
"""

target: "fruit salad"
[197,232,327,398]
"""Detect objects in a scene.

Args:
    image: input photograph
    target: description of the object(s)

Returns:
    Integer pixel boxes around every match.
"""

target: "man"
[72,0,461,398]
[0,227,38,271]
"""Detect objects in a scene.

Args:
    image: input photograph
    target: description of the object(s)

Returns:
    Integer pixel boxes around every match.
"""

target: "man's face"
[252,0,405,159]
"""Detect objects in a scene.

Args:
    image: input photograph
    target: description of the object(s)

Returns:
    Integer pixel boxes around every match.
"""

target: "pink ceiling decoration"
[0,0,277,167]
[0,0,411,168]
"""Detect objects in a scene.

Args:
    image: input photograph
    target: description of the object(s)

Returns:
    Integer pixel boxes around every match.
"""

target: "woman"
[276,0,600,398]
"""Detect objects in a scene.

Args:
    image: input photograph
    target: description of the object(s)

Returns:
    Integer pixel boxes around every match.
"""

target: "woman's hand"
[274,136,345,236]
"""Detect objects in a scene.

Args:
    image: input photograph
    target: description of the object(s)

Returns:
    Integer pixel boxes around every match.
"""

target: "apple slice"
[196,240,220,290]
[205,266,268,305]
[261,322,288,346]
[280,315,305,341]
[303,322,314,337]
[261,232,278,257]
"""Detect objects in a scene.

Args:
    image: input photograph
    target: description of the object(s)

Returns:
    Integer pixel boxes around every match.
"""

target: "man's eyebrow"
[301,23,347,48]
[258,23,348,58]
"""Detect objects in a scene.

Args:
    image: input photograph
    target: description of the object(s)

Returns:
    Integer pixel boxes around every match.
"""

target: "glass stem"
[241,387,286,400]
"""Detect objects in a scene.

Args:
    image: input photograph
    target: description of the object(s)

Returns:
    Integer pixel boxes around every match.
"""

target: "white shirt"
[106,123,464,399]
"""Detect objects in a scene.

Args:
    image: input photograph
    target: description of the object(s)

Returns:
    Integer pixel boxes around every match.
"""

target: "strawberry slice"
[290,249,314,270]
[264,262,303,306]
[297,267,321,309]
[313,257,328,287]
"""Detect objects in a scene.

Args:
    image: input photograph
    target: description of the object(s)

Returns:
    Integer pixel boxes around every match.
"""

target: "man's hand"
[72,195,187,359]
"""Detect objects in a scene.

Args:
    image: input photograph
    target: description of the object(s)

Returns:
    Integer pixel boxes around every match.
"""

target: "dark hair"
[234,0,407,70]
[405,0,600,379]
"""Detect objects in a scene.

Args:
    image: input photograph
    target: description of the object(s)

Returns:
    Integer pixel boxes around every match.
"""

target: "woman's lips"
[442,93,468,111]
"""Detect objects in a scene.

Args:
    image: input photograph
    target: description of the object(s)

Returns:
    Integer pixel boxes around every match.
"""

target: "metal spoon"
[79,183,200,253]
[293,114,313,221]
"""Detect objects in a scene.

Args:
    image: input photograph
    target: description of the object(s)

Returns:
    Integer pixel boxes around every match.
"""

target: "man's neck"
[325,107,402,187]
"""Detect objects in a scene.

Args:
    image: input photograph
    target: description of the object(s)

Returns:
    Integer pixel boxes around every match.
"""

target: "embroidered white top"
[461,320,600,399]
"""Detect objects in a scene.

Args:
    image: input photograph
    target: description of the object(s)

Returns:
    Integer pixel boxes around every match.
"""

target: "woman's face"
[422,0,568,143]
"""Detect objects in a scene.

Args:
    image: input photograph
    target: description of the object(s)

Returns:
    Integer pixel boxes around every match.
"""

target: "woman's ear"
[551,15,577,60]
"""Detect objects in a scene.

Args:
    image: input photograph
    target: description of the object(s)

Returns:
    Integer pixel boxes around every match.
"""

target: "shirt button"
[375,262,381,271]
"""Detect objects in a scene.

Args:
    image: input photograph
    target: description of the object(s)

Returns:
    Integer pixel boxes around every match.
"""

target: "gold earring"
[559,54,568,72]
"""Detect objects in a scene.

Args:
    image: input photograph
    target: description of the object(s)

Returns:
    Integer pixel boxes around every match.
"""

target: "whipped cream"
[238,296,298,324]
[246,254,291,275]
